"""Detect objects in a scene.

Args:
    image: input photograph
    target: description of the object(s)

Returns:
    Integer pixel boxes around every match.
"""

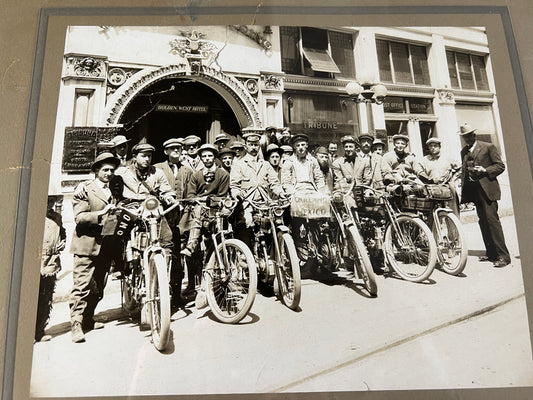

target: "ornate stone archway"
[102,64,262,128]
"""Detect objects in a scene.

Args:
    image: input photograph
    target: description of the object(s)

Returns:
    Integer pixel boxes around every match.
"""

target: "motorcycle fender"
[142,246,166,276]
[396,211,419,219]
[276,225,290,233]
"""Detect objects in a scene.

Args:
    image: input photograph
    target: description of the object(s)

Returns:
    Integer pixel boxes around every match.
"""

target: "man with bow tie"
[154,138,193,307]
[459,123,510,268]
[69,153,121,343]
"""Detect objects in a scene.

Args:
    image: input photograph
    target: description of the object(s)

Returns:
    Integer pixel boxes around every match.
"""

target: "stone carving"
[169,30,218,69]
[64,55,107,81]
[104,64,261,128]
[230,25,272,51]
[244,79,259,95]
[262,74,283,90]
[436,89,455,104]
[108,68,127,86]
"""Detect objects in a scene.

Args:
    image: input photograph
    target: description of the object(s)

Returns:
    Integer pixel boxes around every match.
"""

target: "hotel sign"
[155,104,209,113]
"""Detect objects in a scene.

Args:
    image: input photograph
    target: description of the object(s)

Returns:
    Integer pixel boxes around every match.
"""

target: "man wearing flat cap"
[354,133,384,189]
[218,147,236,173]
[265,143,283,180]
[380,133,422,184]
[418,137,460,215]
[372,138,386,156]
[182,135,204,171]
[230,130,285,247]
[214,133,230,151]
[458,123,510,267]
[332,135,360,195]
[110,135,131,167]
[69,153,122,343]
[154,138,193,306]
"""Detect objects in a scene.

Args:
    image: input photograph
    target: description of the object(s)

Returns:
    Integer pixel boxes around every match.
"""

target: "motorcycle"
[246,187,301,310]
[354,184,438,283]
[110,196,179,351]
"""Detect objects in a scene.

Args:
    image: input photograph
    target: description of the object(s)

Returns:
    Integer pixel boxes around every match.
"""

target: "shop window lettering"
[303,121,338,129]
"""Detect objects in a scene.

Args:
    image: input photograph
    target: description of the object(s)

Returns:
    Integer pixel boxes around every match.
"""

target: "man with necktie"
[458,123,510,268]
[154,138,193,307]
[183,135,204,171]
[69,153,121,343]
[354,133,384,189]
[332,135,360,194]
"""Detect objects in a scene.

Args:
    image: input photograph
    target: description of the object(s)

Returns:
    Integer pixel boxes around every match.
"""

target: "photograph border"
[3,1,533,399]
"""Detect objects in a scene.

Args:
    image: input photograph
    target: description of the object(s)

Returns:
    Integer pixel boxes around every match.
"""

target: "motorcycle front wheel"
[384,216,437,283]
[274,232,301,310]
[433,211,468,275]
[347,225,378,296]
[148,253,171,351]
[205,238,257,324]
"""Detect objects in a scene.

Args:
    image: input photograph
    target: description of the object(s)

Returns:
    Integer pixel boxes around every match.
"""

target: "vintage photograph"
[28,24,533,396]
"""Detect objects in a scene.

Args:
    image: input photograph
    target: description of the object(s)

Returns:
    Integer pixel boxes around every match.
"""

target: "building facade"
[49,25,504,196]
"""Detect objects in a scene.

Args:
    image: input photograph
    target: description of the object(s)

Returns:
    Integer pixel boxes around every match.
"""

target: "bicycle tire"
[384,216,437,282]
[205,239,257,324]
[148,253,171,351]
[434,211,468,275]
[347,225,378,296]
[274,232,301,310]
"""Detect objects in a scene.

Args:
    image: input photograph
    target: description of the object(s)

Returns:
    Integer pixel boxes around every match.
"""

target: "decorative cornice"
[103,64,262,128]
[436,88,455,104]
[230,25,272,51]
[63,54,107,81]
[260,73,284,92]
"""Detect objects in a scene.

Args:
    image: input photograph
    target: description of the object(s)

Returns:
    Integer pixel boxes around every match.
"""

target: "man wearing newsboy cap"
[458,123,510,268]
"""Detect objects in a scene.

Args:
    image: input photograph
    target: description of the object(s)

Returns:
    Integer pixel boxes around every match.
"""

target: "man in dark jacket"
[69,153,121,343]
[154,138,193,307]
[458,123,510,267]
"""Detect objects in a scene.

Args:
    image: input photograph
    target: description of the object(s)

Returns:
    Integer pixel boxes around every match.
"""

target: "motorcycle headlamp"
[144,196,160,211]
[273,207,284,217]
[223,198,236,209]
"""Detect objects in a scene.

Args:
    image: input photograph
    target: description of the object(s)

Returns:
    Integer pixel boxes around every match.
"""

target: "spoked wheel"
[347,225,378,296]
[274,232,301,310]
[148,253,171,351]
[384,216,437,282]
[433,211,468,275]
[205,239,257,324]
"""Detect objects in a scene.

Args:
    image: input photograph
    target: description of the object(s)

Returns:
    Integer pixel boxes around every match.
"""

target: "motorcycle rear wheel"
[148,253,171,351]
[384,216,437,282]
[205,239,257,324]
[274,232,301,310]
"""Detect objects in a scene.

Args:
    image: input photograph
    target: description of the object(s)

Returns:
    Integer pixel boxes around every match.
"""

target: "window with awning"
[302,48,341,73]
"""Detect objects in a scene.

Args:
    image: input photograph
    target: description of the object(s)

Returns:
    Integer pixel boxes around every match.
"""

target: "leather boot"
[71,321,85,343]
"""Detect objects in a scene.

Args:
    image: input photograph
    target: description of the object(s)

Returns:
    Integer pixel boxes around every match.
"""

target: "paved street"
[30,216,533,396]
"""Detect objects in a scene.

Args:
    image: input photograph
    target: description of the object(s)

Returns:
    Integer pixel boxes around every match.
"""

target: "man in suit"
[154,138,193,307]
[182,135,204,171]
[69,152,121,343]
[354,133,384,189]
[459,123,511,267]
[332,135,360,195]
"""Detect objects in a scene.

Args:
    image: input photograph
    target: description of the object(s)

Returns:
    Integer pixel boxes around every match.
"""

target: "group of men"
[63,121,511,343]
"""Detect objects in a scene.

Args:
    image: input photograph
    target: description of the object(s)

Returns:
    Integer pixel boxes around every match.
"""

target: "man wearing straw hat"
[110,135,131,167]
[458,122,510,268]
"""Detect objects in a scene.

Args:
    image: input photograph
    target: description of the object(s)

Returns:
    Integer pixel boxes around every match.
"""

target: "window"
[280,27,355,79]
[376,39,430,85]
[446,50,490,91]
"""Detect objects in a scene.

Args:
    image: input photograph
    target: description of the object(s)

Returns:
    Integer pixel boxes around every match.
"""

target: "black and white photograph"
[26,23,533,396]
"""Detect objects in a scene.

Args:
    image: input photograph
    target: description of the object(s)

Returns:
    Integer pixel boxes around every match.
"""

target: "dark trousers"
[35,274,56,340]
[463,182,510,261]
[69,241,115,326]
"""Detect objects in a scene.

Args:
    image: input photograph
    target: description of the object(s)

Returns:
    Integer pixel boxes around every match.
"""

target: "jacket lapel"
[89,181,110,204]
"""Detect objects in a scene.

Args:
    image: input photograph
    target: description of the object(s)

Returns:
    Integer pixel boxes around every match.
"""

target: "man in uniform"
[183,135,204,171]
[110,135,131,167]
[154,138,193,307]
[380,134,422,185]
[458,123,510,267]
[418,137,460,215]
[69,153,121,343]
